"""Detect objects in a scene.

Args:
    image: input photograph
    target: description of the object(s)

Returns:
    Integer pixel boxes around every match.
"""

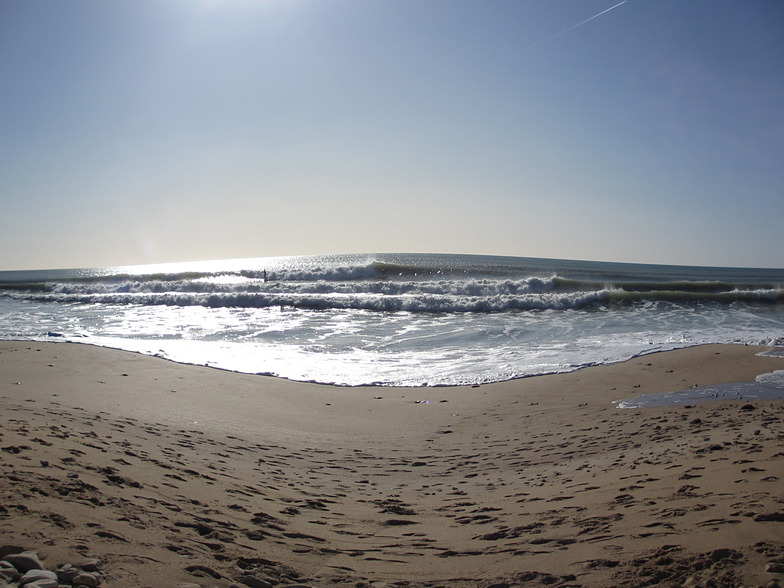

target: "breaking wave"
[1,254,782,386]
[1,272,781,313]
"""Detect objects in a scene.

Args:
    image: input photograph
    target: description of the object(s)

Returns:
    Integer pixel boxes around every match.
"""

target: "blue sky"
[1,0,782,270]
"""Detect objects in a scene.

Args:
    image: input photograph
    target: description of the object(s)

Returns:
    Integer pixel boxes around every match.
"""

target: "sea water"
[0,253,782,388]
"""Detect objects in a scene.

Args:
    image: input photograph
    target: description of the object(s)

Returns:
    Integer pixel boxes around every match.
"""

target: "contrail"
[511,0,628,56]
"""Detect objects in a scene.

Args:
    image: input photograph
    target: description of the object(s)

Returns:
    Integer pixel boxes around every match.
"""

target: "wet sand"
[1,341,783,587]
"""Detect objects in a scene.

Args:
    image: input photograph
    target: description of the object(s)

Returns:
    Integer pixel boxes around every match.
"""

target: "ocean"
[1,253,783,389]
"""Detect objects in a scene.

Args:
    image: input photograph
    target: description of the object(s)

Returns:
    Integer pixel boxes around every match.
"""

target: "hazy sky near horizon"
[1,0,783,270]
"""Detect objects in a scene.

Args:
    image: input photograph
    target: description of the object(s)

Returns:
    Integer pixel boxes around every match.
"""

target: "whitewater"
[0,253,782,387]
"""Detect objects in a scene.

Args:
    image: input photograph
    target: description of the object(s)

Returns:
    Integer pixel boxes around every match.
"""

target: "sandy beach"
[1,341,782,587]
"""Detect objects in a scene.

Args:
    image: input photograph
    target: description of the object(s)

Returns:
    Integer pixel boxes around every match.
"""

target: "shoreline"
[7,336,784,389]
[1,341,783,586]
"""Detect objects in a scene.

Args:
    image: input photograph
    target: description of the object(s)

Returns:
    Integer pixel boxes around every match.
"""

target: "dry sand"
[0,341,782,587]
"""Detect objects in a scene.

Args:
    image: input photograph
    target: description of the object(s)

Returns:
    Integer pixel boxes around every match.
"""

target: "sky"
[1,0,783,270]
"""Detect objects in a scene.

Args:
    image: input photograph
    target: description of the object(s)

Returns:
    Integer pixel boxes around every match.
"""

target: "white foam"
[2,254,783,387]
[758,344,784,358]
[756,369,784,390]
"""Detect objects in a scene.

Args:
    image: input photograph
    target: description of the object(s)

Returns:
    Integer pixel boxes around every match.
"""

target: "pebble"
[0,566,19,584]
[0,547,104,588]
[20,571,59,587]
[79,559,102,573]
[72,571,101,587]
[57,564,79,583]
[2,551,42,573]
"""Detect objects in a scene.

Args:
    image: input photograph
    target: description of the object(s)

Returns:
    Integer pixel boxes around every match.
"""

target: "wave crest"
[1,260,782,313]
